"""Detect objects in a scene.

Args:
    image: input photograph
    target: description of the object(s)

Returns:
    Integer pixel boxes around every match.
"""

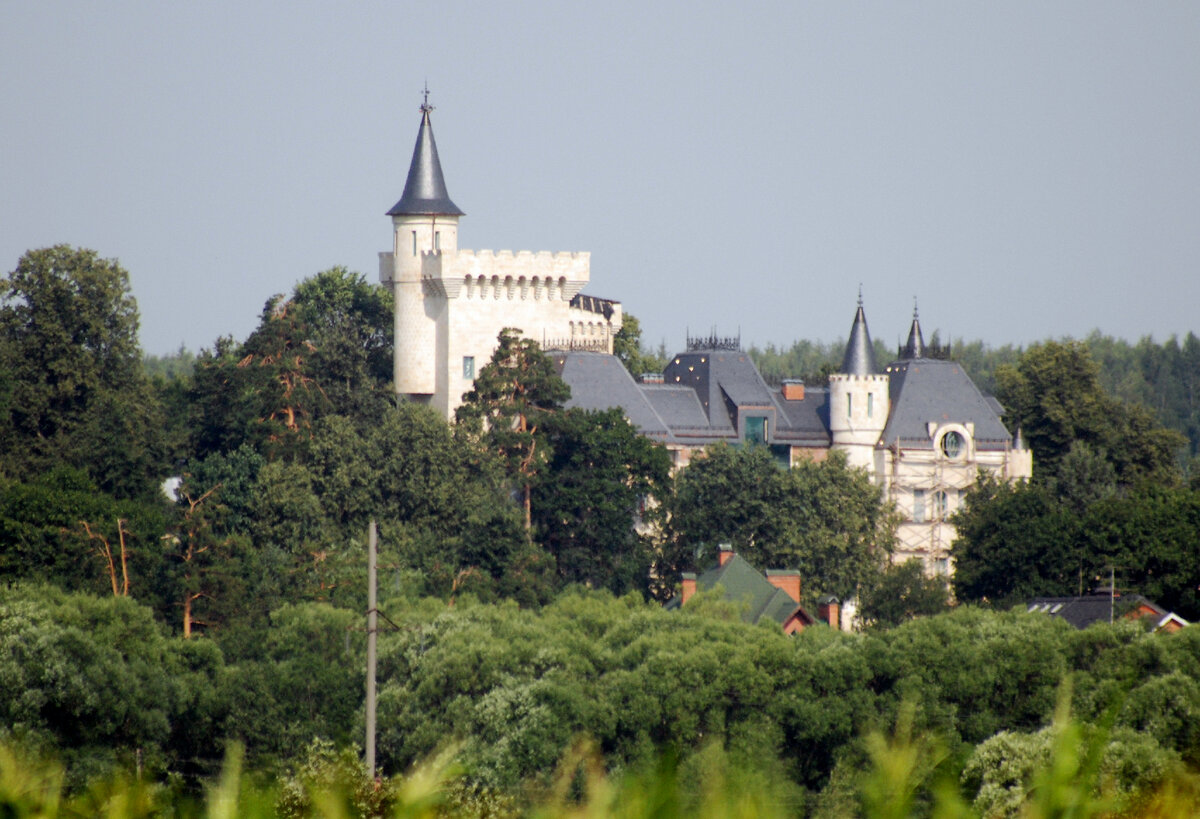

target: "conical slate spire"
[840,288,878,376]
[387,93,464,217]
[902,301,925,359]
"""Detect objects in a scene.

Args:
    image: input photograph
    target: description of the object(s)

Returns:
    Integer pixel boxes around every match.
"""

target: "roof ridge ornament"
[421,80,433,115]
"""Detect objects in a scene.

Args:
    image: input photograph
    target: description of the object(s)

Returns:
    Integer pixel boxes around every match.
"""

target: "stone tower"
[380,94,619,419]
[828,294,889,471]
[384,93,464,402]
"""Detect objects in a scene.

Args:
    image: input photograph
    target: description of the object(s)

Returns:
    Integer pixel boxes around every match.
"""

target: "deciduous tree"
[456,329,570,530]
[0,246,164,497]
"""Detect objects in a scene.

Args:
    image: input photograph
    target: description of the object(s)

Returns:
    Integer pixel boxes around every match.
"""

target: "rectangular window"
[435,231,441,251]
[462,356,475,379]
[847,394,852,418]
[744,416,767,445]
[913,489,926,523]
[411,231,417,256]
[867,392,874,417]
[933,558,949,576]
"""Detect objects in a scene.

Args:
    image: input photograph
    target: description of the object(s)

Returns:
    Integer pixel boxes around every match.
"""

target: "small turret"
[829,290,889,472]
[841,288,878,375]
[901,302,925,359]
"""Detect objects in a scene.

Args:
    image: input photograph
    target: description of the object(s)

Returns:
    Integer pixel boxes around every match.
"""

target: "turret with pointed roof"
[388,93,464,217]
[828,291,889,470]
[840,289,878,376]
[901,303,925,359]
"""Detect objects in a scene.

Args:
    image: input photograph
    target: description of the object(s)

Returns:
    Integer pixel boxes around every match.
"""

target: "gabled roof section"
[692,554,814,628]
[387,103,464,217]
[881,358,1012,448]
[551,352,673,441]
[662,350,774,429]
[772,386,832,445]
[840,294,878,375]
[1027,594,1190,631]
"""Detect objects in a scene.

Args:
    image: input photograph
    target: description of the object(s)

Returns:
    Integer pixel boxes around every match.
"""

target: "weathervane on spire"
[912,296,919,319]
[857,283,864,308]
[420,80,433,115]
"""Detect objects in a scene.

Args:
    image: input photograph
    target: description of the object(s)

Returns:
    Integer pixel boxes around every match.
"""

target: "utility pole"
[1109,564,1115,625]
[366,520,377,776]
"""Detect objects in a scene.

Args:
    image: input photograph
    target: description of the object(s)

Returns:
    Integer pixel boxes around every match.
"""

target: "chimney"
[681,572,697,605]
[781,378,805,401]
[818,595,841,630]
[765,570,801,603]
[717,543,734,566]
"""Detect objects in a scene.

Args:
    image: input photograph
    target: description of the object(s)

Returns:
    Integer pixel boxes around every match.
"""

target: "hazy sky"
[4,3,1199,356]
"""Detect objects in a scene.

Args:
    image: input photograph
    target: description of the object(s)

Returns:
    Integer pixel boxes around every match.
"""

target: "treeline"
[4,584,1200,816]
[4,245,1200,814]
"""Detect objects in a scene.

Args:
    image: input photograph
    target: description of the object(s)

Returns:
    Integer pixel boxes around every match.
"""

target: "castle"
[379,95,622,418]
[382,100,1032,575]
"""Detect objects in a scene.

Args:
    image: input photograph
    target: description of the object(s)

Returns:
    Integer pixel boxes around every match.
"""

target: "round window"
[941,430,965,459]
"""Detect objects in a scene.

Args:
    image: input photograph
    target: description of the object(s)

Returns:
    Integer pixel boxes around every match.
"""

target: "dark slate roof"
[387,108,465,217]
[642,384,715,431]
[841,300,878,375]
[772,387,832,445]
[880,358,1012,449]
[556,350,834,447]
[689,553,814,628]
[551,352,673,441]
[1027,594,1181,630]
[663,350,775,429]
[901,312,925,360]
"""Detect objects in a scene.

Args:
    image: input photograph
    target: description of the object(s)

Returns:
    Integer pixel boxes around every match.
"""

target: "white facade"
[382,106,621,419]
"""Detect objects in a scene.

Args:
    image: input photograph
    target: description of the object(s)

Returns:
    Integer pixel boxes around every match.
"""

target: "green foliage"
[0,467,168,599]
[953,475,1200,620]
[858,559,950,629]
[188,268,393,460]
[951,475,1083,607]
[222,605,364,771]
[533,408,671,594]
[996,340,1185,489]
[0,246,164,498]
[0,584,226,786]
[666,445,894,599]
[611,312,666,378]
[456,329,571,530]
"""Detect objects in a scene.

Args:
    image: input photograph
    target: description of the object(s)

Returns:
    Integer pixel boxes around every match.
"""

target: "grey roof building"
[1027,594,1190,632]
[552,298,1033,578]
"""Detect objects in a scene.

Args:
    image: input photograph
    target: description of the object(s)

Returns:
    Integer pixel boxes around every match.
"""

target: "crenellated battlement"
[420,248,591,282]
[829,373,889,383]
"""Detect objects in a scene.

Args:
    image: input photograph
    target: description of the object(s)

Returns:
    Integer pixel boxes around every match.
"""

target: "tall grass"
[2,709,1198,818]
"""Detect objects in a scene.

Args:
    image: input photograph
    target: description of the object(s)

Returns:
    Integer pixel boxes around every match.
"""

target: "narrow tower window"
[462,356,475,379]
[411,231,417,256]
[847,394,852,418]
[867,392,874,417]
[435,231,441,251]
